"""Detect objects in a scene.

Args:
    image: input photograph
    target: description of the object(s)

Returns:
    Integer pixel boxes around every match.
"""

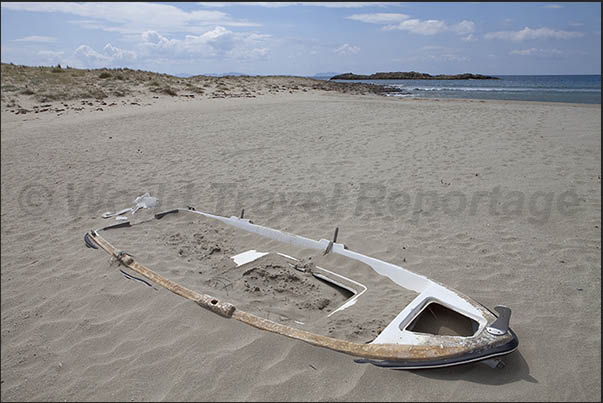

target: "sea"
[322,75,601,104]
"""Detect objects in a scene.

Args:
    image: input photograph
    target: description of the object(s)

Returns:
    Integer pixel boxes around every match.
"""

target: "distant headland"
[330,72,499,80]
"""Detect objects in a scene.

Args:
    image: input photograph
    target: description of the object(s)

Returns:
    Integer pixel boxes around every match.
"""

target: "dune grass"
[1,63,394,105]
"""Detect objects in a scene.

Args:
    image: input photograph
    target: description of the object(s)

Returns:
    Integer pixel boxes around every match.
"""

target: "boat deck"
[102,211,418,343]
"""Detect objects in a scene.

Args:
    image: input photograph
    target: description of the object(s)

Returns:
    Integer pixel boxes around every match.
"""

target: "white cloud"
[198,2,396,8]
[346,13,409,24]
[139,27,270,61]
[509,48,587,58]
[543,4,563,9]
[74,45,112,67]
[334,43,360,55]
[485,27,584,41]
[383,19,447,35]
[0,2,259,34]
[454,20,475,35]
[510,48,556,56]
[14,35,57,43]
[383,19,475,36]
[141,31,168,46]
[103,43,137,62]
[353,14,476,37]
[70,43,137,68]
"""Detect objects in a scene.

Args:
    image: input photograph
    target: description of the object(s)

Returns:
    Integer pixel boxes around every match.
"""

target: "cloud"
[508,48,588,58]
[103,43,137,62]
[141,31,168,46]
[70,43,137,68]
[543,4,563,9]
[384,19,475,36]
[383,19,447,35]
[139,27,271,61]
[346,13,409,24]
[197,2,396,8]
[454,20,475,35]
[352,13,475,37]
[73,45,112,67]
[509,48,561,56]
[485,27,584,41]
[334,43,360,55]
[1,2,259,34]
[14,35,57,43]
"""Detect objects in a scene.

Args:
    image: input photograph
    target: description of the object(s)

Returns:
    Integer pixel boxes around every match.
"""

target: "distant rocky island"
[330,72,499,80]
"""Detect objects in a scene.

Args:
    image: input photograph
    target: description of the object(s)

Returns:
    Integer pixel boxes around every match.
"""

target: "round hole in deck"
[211,299,218,305]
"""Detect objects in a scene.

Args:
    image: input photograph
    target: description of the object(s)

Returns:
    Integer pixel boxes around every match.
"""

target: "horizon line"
[1,61,601,77]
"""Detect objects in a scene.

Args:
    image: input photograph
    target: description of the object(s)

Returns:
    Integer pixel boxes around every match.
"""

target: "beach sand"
[1,77,601,401]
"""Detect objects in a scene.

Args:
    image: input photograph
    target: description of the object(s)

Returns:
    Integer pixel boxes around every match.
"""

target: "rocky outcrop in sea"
[330,72,499,80]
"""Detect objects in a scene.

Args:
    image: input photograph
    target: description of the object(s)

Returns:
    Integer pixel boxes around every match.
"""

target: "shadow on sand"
[410,350,537,385]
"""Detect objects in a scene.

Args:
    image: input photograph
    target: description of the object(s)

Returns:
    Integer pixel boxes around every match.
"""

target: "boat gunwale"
[85,207,518,366]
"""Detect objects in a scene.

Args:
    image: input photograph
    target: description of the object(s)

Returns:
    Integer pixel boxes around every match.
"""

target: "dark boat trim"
[355,329,519,369]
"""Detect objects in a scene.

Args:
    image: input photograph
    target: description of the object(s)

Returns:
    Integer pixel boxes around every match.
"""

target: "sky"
[1,2,601,76]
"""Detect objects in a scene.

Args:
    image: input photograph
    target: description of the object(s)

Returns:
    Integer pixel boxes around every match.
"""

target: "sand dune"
[1,68,601,401]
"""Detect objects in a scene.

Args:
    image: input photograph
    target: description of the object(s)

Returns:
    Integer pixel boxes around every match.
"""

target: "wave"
[388,85,601,93]
[386,93,415,97]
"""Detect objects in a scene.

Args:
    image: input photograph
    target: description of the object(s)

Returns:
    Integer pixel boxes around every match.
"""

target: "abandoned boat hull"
[84,207,519,369]
[356,328,519,369]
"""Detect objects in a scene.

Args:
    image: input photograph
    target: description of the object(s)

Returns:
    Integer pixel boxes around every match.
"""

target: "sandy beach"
[1,68,601,401]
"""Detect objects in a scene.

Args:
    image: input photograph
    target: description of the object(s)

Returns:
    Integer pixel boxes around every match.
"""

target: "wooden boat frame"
[84,207,518,369]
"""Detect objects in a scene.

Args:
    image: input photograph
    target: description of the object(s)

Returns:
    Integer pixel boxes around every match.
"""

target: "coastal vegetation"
[1,63,397,105]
